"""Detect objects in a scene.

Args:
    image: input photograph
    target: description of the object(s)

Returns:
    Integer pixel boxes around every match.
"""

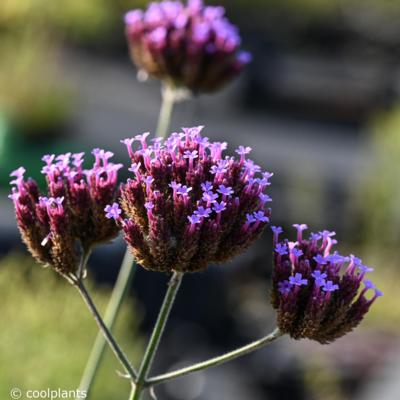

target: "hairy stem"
[130,272,184,400]
[155,82,176,139]
[79,82,176,396]
[73,276,137,383]
[146,328,283,387]
[78,246,92,280]
[79,251,137,394]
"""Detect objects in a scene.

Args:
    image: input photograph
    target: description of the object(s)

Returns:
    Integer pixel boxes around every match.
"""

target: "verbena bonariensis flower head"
[9,151,122,276]
[124,0,251,93]
[109,126,272,273]
[271,225,383,343]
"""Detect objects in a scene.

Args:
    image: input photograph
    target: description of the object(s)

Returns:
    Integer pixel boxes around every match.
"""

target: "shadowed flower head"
[124,0,251,93]
[109,126,272,272]
[270,225,382,343]
[9,150,122,276]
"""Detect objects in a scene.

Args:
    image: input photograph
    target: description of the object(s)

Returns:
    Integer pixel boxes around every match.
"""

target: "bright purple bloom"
[291,248,303,258]
[271,225,283,245]
[213,201,227,214]
[118,126,271,272]
[195,206,212,218]
[183,150,199,160]
[177,185,192,196]
[363,279,375,290]
[311,270,327,287]
[322,281,339,292]
[144,201,154,211]
[42,154,55,165]
[314,254,328,265]
[202,191,218,205]
[10,166,26,179]
[275,243,288,256]
[210,164,228,175]
[278,280,292,295]
[188,214,201,225]
[217,184,233,197]
[124,0,251,93]
[246,213,257,224]
[259,193,272,205]
[235,146,251,164]
[235,146,252,156]
[169,181,182,191]
[105,203,122,220]
[272,225,382,343]
[143,176,155,186]
[289,273,308,287]
[358,265,374,273]
[201,181,213,192]
[9,149,121,276]
[134,132,150,148]
[293,223,308,242]
[253,211,269,223]
[271,226,283,235]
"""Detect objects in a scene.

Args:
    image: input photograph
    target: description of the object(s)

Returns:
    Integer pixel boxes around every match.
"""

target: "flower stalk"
[131,272,184,400]
[155,83,176,139]
[72,265,138,383]
[146,327,283,388]
[78,251,136,394]
[79,81,177,396]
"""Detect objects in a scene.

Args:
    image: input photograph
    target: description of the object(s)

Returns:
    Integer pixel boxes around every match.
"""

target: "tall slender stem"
[79,82,176,396]
[79,251,136,394]
[74,277,137,382]
[146,328,283,387]
[155,83,176,139]
[131,272,184,400]
[78,246,92,280]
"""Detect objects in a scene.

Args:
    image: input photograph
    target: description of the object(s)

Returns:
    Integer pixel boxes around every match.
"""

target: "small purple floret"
[105,203,122,220]
[289,273,308,287]
[322,281,339,292]
[278,280,292,295]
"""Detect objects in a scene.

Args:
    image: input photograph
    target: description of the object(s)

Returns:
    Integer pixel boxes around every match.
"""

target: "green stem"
[146,328,283,388]
[131,272,184,400]
[79,251,137,394]
[78,246,92,280]
[73,277,137,382]
[79,81,177,397]
[155,83,176,139]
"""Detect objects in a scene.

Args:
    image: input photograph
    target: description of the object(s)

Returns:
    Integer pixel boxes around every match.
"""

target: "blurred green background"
[0,254,142,398]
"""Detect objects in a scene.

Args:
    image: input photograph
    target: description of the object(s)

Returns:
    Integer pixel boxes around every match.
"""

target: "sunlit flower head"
[124,0,251,93]
[271,225,382,343]
[9,151,122,276]
[107,126,271,272]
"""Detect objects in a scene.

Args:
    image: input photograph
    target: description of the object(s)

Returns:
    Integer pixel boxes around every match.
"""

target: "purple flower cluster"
[124,0,251,93]
[271,224,382,343]
[107,126,272,272]
[9,151,122,276]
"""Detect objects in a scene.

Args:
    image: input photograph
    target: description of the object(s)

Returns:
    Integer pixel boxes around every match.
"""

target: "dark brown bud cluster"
[124,0,251,93]
[271,225,383,343]
[108,126,272,273]
[9,150,122,276]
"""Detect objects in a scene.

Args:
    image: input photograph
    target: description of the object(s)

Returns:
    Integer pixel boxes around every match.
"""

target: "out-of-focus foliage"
[357,107,400,259]
[0,35,71,138]
[212,0,400,14]
[0,253,142,398]
[0,0,147,137]
[352,106,400,330]
[0,0,144,42]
